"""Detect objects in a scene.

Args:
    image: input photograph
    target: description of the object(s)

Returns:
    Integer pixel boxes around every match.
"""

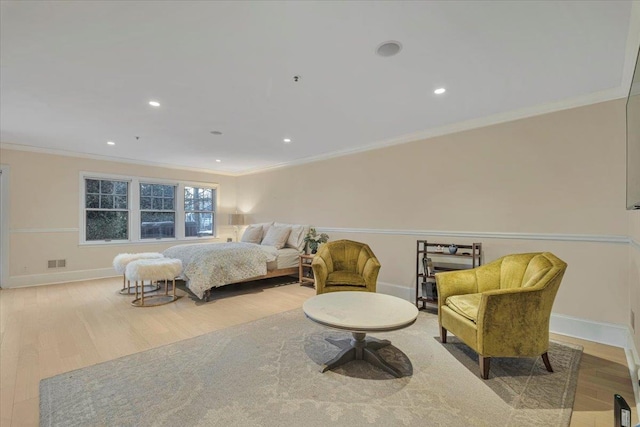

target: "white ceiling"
[1,1,638,175]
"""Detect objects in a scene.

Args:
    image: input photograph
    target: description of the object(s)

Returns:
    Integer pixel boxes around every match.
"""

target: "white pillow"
[275,223,309,252]
[254,222,273,237]
[261,224,292,249]
[240,225,263,244]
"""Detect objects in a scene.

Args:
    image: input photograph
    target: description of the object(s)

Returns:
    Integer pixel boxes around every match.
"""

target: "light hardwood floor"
[0,277,637,427]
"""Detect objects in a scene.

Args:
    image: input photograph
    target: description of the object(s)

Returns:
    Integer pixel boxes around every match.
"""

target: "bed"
[163,222,309,301]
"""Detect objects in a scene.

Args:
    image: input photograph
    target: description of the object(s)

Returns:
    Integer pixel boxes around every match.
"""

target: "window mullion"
[176,184,185,238]
[131,179,140,242]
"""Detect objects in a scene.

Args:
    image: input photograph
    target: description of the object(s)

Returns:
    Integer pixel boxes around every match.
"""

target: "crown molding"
[239,89,624,176]
[4,3,639,181]
[0,142,240,177]
[208,7,640,177]
[622,1,640,98]
[0,88,627,178]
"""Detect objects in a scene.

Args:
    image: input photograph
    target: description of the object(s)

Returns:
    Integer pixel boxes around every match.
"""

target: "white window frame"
[79,172,219,245]
[184,185,216,238]
[139,181,177,240]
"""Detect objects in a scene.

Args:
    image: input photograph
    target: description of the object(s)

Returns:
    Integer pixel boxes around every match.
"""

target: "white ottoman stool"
[125,258,183,307]
[113,252,164,295]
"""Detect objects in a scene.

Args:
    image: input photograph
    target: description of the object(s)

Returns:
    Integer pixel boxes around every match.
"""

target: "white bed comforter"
[162,242,278,299]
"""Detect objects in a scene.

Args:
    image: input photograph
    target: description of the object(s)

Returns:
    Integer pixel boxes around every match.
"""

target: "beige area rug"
[40,309,582,426]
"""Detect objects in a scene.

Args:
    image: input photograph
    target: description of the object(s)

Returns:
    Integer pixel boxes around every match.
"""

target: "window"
[81,172,218,244]
[84,178,129,241]
[140,183,176,239]
[184,186,215,237]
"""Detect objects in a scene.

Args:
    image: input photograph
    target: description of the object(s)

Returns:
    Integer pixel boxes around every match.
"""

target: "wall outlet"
[57,259,66,268]
[227,237,232,242]
[47,260,57,269]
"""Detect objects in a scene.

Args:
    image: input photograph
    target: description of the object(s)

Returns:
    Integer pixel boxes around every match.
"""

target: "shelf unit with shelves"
[416,240,482,309]
[298,254,315,287]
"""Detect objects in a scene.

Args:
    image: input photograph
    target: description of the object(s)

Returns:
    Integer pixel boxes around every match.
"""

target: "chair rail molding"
[10,227,80,233]
[316,227,629,244]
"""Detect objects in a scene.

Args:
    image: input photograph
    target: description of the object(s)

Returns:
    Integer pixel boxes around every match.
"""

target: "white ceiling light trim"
[434,88,446,95]
[107,141,115,145]
[375,40,402,57]
[148,100,161,107]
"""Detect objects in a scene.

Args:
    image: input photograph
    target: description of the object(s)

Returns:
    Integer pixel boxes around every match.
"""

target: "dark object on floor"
[614,394,631,427]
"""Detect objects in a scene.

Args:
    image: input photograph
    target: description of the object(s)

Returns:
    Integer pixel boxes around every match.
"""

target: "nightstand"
[299,254,315,287]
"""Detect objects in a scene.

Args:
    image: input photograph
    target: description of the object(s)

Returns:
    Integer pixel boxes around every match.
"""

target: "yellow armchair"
[311,240,381,294]
[436,252,567,379]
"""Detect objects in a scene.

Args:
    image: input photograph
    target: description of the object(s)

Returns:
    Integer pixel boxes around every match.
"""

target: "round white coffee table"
[303,292,419,377]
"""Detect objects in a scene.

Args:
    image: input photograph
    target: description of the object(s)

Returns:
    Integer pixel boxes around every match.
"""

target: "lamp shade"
[228,213,245,226]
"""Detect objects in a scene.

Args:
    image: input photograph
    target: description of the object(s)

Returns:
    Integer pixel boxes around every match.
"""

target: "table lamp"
[228,213,245,241]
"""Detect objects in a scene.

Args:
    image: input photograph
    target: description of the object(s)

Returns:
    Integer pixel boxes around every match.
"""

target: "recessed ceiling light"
[148,100,161,107]
[434,88,446,95]
[215,159,221,163]
[376,41,402,57]
[283,138,291,143]
[107,141,115,145]
[210,131,223,135]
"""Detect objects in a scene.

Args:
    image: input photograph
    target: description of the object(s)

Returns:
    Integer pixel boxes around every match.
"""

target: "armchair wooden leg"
[440,327,447,343]
[541,352,553,373]
[479,356,490,379]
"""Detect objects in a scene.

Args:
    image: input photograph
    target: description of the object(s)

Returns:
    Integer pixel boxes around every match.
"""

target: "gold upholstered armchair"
[436,252,567,379]
[311,240,381,294]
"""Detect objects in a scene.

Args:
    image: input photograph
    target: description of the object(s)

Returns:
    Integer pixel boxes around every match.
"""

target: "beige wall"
[628,80,640,209]
[0,99,636,355]
[237,100,632,327]
[0,149,237,286]
[630,211,640,353]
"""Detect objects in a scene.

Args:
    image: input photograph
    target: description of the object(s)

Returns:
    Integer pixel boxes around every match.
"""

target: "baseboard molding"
[379,280,640,409]
[377,281,414,301]
[2,267,118,288]
[625,337,640,417]
[550,313,632,348]
[379,282,632,347]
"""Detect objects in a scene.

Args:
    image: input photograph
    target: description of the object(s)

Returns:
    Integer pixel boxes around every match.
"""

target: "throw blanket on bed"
[163,242,278,299]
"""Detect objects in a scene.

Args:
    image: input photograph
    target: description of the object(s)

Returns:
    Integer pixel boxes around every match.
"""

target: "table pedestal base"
[321,332,402,378]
